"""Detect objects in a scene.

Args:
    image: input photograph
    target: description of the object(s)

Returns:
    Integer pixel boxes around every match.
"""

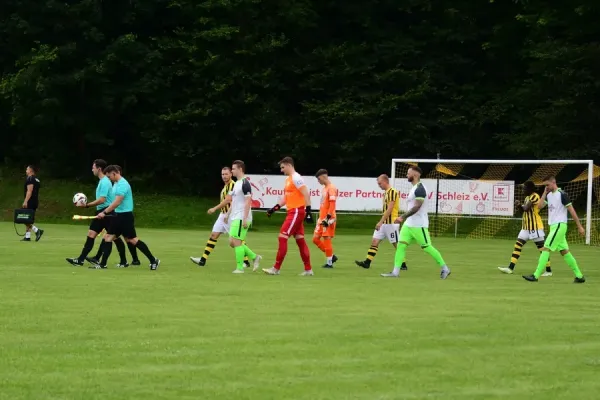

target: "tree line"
[1,0,599,194]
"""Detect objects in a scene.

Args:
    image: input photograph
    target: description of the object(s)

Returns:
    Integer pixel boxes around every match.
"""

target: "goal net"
[391,159,600,246]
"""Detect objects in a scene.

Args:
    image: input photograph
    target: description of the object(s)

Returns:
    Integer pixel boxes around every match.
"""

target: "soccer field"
[1,222,598,400]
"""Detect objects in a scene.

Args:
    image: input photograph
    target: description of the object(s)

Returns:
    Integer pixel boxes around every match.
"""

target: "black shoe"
[21,237,31,242]
[355,260,370,269]
[66,257,84,266]
[400,262,408,271]
[332,255,338,264]
[131,260,141,266]
[88,263,107,269]
[574,276,586,283]
[522,274,538,282]
[150,258,160,270]
[322,263,333,268]
[86,256,100,264]
[116,262,129,268]
[35,229,44,242]
[244,261,251,268]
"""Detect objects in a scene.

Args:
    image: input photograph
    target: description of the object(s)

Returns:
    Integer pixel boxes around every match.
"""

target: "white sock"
[392,267,400,275]
[25,232,31,239]
[327,256,333,265]
[32,226,39,233]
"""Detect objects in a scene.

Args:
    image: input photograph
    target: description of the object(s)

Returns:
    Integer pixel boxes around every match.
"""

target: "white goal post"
[390,159,595,245]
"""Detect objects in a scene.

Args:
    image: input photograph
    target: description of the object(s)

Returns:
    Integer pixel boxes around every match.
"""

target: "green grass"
[1,222,599,400]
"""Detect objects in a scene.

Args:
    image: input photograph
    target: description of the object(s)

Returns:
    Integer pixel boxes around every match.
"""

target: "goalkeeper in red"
[263,157,314,276]
[523,176,585,283]
[382,166,451,278]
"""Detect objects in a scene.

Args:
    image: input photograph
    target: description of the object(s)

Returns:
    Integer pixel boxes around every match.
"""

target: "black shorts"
[89,208,111,233]
[107,212,137,239]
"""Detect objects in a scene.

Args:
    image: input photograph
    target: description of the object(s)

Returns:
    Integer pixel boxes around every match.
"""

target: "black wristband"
[273,204,281,211]
[326,213,331,220]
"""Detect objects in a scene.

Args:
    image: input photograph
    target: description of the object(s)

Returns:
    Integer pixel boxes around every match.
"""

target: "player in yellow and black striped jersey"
[498,181,552,275]
[355,174,408,270]
[190,167,250,267]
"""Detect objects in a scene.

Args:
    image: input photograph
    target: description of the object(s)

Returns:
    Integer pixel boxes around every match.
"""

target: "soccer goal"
[390,159,600,246]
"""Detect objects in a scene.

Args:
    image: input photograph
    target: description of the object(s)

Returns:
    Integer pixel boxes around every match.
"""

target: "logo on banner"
[493,184,510,202]
[246,176,265,208]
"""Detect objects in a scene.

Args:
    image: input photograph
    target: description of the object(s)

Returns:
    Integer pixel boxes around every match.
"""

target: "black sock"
[135,240,155,263]
[100,240,113,266]
[93,244,103,260]
[127,242,139,262]
[114,237,127,264]
[78,236,95,262]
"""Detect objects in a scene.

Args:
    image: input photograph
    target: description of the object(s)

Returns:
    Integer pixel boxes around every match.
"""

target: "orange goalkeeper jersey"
[319,183,338,219]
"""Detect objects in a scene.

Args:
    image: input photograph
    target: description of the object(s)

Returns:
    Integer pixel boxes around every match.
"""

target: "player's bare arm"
[396,199,423,223]
[537,191,548,211]
[83,196,106,209]
[23,184,33,207]
[242,193,252,228]
[299,185,310,207]
[521,199,533,211]
[97,195,124,218]
[208,195,232,214]
[567,205,585,235]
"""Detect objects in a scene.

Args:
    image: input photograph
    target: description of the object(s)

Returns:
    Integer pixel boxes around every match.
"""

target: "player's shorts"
[23,204,37,223]
[517,229,545,242]
[314,218,336,238]
[107,211,137,239]
[281,207,306,237]
[372,224,399,243]
[211,213,230,234]
[399,225,432,248]
[229,219,251,240]
[89,207,110,233]
[544,223,569,252]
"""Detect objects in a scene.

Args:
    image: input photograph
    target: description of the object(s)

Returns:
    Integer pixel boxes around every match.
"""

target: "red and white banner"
[245,175,514,216]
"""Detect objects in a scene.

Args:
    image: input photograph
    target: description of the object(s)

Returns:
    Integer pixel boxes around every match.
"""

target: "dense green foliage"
[2,0,599,193]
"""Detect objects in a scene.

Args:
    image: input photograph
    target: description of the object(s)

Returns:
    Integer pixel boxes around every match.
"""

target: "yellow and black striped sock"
[535,241,551,272]
[365,246,378,265]
[509,238,526,269]
[242,240,250,266]
[201,238,217,261]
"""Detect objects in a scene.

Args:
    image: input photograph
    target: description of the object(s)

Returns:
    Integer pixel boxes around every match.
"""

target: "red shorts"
[280,207,305,236]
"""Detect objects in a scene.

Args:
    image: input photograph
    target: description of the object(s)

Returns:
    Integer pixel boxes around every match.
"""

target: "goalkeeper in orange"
[312,169,338,268]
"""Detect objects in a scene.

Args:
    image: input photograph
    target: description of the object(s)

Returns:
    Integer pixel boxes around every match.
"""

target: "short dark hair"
[27,165,39,173]
[232,160,246,173]
[543,175,556,182]
[409,166,423,175]
[279,156,294,166]
[523,181,535,191]
[315,169,328,177]
[93,159,108,172]
[222,166,232,172]
[104,165,121,174]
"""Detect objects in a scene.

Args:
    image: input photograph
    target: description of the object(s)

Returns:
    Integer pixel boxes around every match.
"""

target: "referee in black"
[21,165,44,242]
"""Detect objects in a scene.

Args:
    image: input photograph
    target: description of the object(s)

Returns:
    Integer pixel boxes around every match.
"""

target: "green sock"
[243,245,256,261]
[563,252,583,279]
[394,243,407,268]
[534,251,550,278]
[234,246,245,270]
[423,245,446,266]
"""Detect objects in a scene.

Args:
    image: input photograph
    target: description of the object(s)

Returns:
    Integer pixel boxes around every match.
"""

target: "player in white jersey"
[523,175,585,283]
[381,166,451,279]
[225,160,262,274]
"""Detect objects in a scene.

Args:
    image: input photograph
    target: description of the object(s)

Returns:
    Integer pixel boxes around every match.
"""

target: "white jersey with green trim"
[228,177,253,222]
[546,188,571,225]
[405,181,429,228]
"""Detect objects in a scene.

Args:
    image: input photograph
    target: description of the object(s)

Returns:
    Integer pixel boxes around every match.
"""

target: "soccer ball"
[73,193,87,206]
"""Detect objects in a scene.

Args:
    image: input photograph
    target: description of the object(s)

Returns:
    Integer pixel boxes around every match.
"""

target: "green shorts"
[399,225,432,247]
[229,219,251,240]
[544,223,569,252]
